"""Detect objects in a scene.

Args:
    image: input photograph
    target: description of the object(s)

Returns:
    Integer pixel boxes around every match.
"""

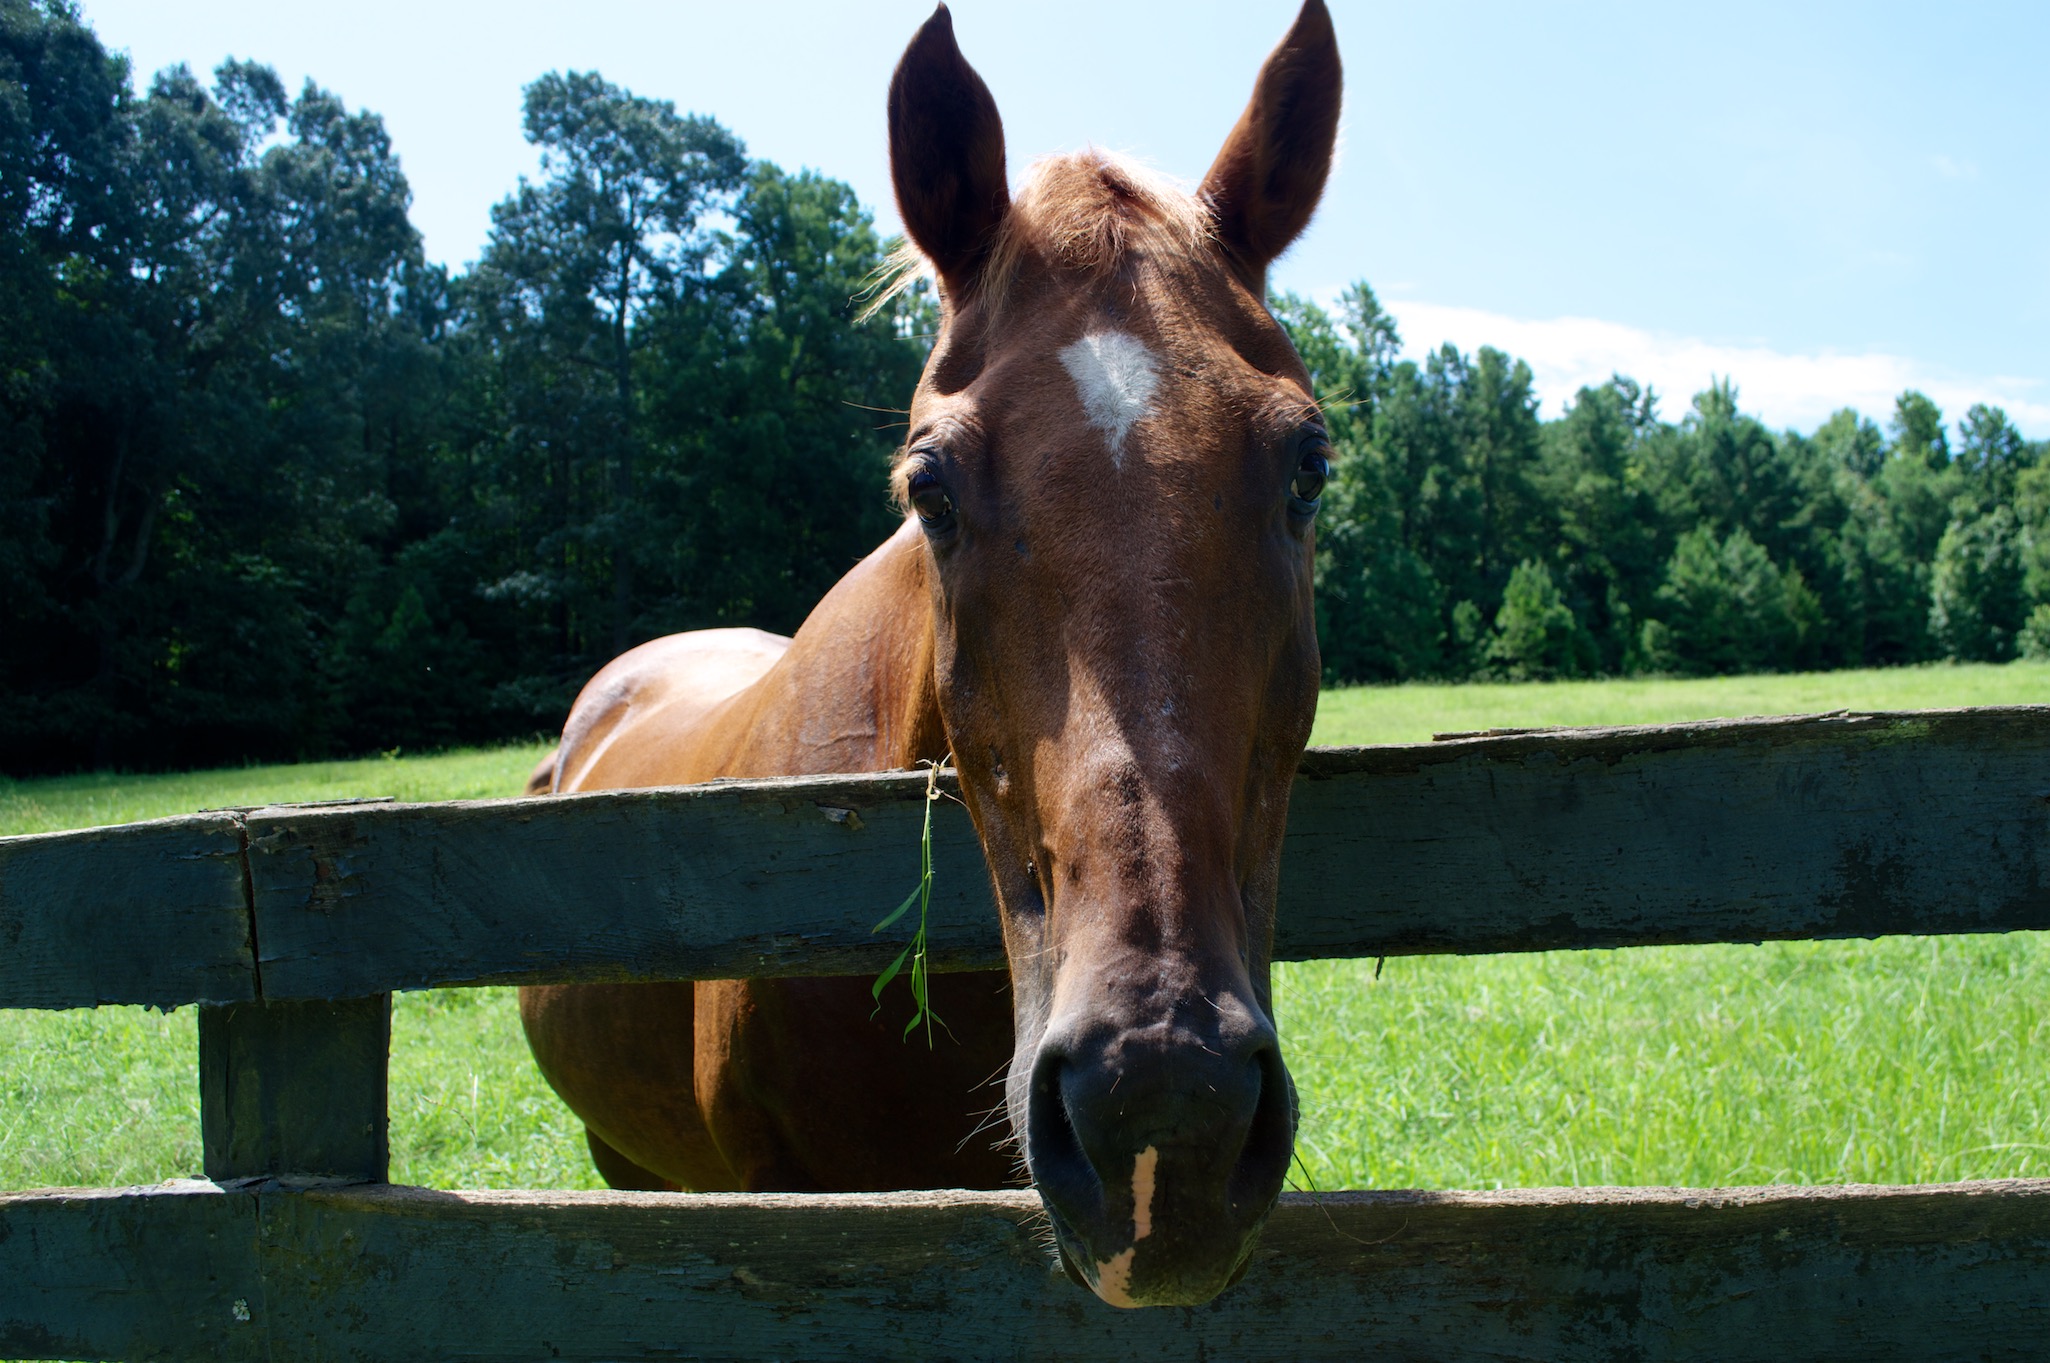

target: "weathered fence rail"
[12,1181,2050,1361]
[8,707,2049,1008]
[4,707,2050,1360]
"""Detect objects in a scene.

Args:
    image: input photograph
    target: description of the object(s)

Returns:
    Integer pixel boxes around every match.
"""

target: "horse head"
[884,1,1342,1308]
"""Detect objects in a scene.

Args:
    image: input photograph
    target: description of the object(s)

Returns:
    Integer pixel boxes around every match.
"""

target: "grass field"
[3,661,2047,1196]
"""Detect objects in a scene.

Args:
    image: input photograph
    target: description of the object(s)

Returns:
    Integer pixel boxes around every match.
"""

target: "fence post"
[198,995,392,1183]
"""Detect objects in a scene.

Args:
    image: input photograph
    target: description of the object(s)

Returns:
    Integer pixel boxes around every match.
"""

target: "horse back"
[549,627,793,793]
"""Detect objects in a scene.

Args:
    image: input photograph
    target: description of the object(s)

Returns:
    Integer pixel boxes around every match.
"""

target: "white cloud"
[1381,300,2050,439]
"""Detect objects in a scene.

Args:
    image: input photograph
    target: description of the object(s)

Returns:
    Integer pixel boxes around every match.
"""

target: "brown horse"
[520,1,1341,1308]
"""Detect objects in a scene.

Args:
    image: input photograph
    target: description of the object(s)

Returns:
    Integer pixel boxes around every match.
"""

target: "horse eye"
[1292,447,1330,506]
[908,468,954,525]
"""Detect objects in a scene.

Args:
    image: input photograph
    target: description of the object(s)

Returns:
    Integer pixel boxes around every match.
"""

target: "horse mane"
[862,149,1215,322]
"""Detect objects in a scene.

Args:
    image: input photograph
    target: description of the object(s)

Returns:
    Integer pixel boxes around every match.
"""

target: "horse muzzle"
[1022,1004,1297,1307]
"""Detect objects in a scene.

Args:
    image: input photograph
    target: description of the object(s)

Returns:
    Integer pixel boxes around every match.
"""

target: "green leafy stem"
[871,757,948,1045]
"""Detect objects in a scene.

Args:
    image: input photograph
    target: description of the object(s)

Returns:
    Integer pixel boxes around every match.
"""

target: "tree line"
[1279,288,2049,685]
[3,1,2044,773]
[3,1,923,771]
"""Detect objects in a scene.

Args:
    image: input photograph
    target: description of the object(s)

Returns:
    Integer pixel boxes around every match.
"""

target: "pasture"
[3,661,2046,1200]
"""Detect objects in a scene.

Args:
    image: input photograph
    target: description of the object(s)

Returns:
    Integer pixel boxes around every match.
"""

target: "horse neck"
[735,519,947,776]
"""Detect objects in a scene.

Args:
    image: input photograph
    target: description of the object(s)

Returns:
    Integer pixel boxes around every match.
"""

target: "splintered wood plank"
[0,813,253,1010]
[242,708,2050,999]
[6,1181,2048,1361]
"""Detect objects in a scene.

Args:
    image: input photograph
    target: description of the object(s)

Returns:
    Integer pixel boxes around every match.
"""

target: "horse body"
[545,628,792,793]
[522,0,1341,1307]
[522,523,1014,1192]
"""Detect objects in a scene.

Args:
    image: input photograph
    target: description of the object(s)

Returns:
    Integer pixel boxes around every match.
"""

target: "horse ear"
[1199,0,1342,282]
[888,5,1009,297]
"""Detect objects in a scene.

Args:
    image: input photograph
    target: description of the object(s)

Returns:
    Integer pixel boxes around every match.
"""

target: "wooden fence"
[4,707,2050,1360]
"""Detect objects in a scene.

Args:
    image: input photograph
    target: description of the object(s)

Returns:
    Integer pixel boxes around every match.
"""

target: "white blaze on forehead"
[1059,331,1161,467]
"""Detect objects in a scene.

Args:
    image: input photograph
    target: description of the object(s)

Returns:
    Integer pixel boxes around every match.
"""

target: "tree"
[1832,472,1930,666]
[1488,558,1589,680]
[0,0,444,769]
[1929,508,2027,662]
[1811,408,1886,480]
[1274,286,1446,681]
[1877,392,1962,554]
[1362,341,1546,676]
[0,0,136,756]
[2014,463,2050,608]
[471,71,746,657]
[7,9,2042,773]
[1642,527,1820,675]
[442,148,929,726]
[638,163,928,632]
[1271,281,1398,450]
[1892,390,1950,470]
[130,66,436,764]
[1310,454,1446,682]
[2020,603,2050,662]
[1538,377,1661,670]
[1645,382,1836,569]
[1955,403,2033,510]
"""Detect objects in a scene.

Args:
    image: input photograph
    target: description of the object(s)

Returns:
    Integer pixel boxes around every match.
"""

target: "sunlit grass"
[1278,933,2050,1191]
[0,1006,201,1190]
[4,664,2048,1194]
[1311,659,2049,747]
[0,738,586,1195]
[1280,660,2050,1190]
[385,987,604,1192]
[0,740,554,838]
[0,988,597,1195]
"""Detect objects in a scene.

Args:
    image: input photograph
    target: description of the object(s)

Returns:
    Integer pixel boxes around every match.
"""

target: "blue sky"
[78,1,2049,436]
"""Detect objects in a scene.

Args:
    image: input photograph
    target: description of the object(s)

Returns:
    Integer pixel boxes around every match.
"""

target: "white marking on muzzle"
[1132,1145,1158,1240]
[1059,331,1161,467]
[1094,1246,1138,1308]
[1089,1145,1162,1309]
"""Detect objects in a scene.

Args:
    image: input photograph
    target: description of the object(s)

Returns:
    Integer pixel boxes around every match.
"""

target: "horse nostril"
[1024,1023,1294,1306]
[1228,1044,1296,1212]
[1027,1048,1101,1217]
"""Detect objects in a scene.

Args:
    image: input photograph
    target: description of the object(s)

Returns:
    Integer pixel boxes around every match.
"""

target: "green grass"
[3,664,2048,1195]
[1281,660,2050,1190]
[1278,936,2050,1191]
[0,741,554,838]
[0,738,598,1195]
[1310,659,2050,747]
